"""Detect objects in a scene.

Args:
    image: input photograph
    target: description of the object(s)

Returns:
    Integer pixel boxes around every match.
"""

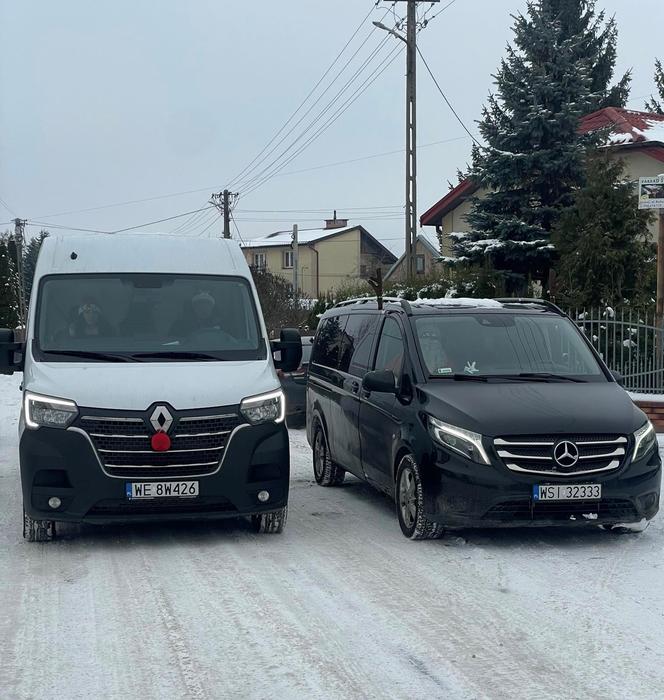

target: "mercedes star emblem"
[553,440,579,468]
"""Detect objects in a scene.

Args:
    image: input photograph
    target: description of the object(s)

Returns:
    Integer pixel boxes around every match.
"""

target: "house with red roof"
[420,108,664,255]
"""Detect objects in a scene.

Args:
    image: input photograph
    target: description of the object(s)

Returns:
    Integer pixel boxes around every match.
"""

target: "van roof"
[34,233,249,278]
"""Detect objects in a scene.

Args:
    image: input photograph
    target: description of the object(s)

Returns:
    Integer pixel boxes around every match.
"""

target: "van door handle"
[350,381,360,395]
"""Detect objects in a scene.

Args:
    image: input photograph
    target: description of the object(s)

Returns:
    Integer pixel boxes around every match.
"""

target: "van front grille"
[494,434,628,477]
[484,499,637,522]
[78,411,245,477]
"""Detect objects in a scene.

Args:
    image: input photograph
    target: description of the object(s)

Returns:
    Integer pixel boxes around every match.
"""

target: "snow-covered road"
[2,374,664,700]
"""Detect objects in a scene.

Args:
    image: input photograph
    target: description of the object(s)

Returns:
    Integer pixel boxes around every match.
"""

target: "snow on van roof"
[411,298,504,309]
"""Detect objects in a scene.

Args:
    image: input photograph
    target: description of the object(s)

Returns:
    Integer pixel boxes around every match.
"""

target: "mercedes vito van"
[0,233,301,541]
[306,298,661,540]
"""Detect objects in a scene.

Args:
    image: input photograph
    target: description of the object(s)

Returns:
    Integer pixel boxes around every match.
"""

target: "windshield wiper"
[495,372,586,383]
[130,351,222,361]
[40,350,136,363]
[444,373,488,382]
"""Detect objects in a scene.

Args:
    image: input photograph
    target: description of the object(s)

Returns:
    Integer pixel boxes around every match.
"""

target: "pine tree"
[0,235,19,329]
[645,59,664,114]
[552,154,655,308]
[451,0,630,293]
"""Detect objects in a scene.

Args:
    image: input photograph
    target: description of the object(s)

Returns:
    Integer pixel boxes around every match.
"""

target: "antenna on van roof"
[367,268,383,311]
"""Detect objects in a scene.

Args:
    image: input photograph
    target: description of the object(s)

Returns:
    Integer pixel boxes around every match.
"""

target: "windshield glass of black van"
[415,313,604,380]
[35,274,265,361]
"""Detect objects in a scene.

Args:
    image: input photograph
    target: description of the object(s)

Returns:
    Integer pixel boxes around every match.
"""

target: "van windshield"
[35,274,265,362]
[414,313,605,380]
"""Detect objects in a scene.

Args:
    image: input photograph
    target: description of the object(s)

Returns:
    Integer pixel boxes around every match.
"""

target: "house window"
[283,250,294,269]
[416,254,425,274]
[253,253,267,271]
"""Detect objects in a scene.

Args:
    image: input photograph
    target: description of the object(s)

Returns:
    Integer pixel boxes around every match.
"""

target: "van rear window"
[34,273,265,362]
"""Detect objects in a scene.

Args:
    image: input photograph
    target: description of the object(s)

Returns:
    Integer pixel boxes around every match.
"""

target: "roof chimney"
[324,210,349,230]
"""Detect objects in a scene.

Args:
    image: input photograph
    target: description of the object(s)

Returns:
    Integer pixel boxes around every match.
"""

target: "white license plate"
[534,484,601,501]
[126,481,199,500]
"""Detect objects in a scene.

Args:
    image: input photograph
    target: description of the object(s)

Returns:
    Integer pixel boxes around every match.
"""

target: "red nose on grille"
[151,431,171,452]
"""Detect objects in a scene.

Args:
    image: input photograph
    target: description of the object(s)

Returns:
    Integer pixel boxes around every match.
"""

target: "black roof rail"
[494,297,566,316]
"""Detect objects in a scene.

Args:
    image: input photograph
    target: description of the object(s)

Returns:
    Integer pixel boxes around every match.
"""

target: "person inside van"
[69,299,114,338]
[171,290,222,336]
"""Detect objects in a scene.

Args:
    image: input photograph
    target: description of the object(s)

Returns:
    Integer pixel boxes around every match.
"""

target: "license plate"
[126,481,199,500]
[534,484,601,501]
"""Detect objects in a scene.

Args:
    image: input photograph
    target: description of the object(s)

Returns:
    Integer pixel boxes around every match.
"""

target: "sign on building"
[639,175,664,210]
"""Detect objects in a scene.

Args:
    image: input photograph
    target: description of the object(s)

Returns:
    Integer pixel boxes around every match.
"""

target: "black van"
[306,298,661,540]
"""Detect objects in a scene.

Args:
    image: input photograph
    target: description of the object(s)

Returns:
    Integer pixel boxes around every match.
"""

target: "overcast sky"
[1,0,662,254]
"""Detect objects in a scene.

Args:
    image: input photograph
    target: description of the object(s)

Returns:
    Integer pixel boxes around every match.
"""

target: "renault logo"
[553,441,579,468]
[149,406,173,434]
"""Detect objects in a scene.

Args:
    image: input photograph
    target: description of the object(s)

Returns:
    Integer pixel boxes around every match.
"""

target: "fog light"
[257,490,270,503]
[48,496,61,510]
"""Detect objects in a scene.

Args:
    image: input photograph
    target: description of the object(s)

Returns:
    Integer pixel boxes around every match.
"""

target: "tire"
[23,508,55,542]
[251,506,288,534]
[312,424,345,487]
[395,454,444,540]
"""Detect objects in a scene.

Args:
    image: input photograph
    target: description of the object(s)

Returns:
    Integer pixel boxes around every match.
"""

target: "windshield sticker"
[464,361,479,375]
[436,367,453,375]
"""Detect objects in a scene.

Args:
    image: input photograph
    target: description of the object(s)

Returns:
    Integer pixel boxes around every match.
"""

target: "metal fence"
[570,307,664,394]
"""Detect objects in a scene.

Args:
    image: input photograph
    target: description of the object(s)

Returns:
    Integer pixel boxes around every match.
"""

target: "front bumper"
[20,422,290,524]
[421,444,661,529]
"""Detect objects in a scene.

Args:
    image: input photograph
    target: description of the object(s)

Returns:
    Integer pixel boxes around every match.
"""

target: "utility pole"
[12,218,27,326]
[375,1,438,279]
[405,0,417,280]
[292,224,299,307]
[210,189,235,238]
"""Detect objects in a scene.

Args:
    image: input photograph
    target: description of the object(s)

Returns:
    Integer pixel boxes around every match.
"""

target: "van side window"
[339,314,380,376]
[374,317,404,374]
[311,316,345,369]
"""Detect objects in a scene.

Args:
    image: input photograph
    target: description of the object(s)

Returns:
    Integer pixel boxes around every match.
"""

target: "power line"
[235,31,397,193]
[416,45,481,147]
[33,186,223,220]
[0,195,17,217]
[241,43,404,198]
[274,135,468,178]
[226,3,384,191]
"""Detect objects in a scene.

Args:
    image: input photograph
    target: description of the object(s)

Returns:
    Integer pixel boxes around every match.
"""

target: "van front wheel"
[396,455,444,540]
[313,426,345,487]
[251,506,288,534]
[23,508,55,542]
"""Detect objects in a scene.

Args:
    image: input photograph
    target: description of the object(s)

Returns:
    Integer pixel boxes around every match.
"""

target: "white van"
[0,233,302,541]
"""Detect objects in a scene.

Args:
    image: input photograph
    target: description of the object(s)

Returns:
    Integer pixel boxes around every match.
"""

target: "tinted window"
[374,317,404,373]
[338,314,380,376]
[36,273,263,361]
[414,314,603,378]
[311,316,345,368]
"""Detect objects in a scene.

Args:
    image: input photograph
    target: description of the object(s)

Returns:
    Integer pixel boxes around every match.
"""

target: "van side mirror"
[0,329,23,375]
[363,369,397,394]
[610,370,625,387]
[271,328,302,372]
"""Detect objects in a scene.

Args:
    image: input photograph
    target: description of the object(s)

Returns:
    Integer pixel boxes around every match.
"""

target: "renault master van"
[307,298,661,540]
[0,233,301,541]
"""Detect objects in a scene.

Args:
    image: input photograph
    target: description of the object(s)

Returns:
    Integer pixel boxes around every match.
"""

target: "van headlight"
[24,392,78,429]
[428,416,490,465]
[633,420,657,462]
[240,389,285,425]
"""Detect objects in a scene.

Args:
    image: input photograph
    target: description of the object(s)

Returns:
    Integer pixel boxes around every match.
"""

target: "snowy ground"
[2,375,664,699]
